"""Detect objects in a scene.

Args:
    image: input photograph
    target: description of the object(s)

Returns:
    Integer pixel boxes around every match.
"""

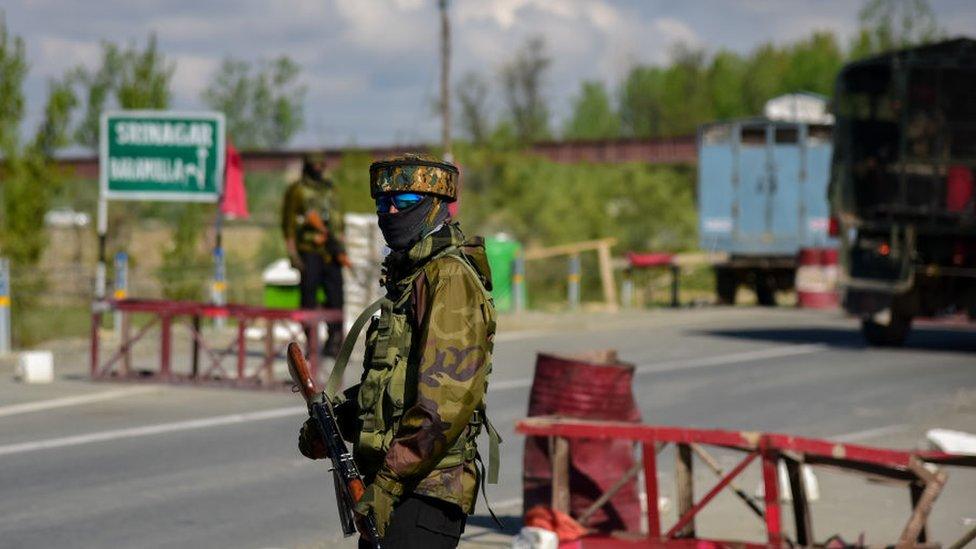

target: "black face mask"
[303,162,325,183]
[377,196,449,251]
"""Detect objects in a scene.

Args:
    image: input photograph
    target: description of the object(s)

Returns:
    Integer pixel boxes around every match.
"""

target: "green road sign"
[100,110,225,202]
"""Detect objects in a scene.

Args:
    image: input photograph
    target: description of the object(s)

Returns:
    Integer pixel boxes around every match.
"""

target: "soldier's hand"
[337,253,352,268]
[354,482,397,540]
[288,252,304,272]
[297,417,330,460]
[313,231,328,245]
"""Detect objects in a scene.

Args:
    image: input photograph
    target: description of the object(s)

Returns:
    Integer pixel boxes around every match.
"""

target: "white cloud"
[652,17,701,48]
[333,0,431,54]
[456,0,577,29]
[170,54,220,100]
[33,36,101,77]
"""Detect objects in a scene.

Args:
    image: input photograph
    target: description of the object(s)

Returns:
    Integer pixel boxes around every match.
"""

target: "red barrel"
[796,247,840,309]
[522,351,642,533]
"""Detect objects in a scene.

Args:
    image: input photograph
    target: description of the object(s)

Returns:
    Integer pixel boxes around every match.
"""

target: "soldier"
[281,152,348,357]
[298,154,500,548]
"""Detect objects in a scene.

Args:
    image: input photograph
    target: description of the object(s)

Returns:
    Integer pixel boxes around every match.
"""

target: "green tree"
[157,205,209,301]
[0,13,27,155]
[116,33,174,109]
[455,72,490,144]
[783,31,844,96]
[73,34,174,148]
[201,56,306,149]
[740,43,791,114]
[32,75,77,156]
[707,50,748,120]
[0,17,76,267]
[0,15,79,346]
[564,81,620,140]
[618,65,665,137]
[500,36,551,143]
[659,44,712,134]
[855,0,944,56]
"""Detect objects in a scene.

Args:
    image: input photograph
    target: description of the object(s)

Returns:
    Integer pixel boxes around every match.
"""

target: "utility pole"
[439,0,452,161]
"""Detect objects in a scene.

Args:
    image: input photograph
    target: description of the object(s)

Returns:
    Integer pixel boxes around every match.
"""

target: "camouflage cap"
[369,153,459,202]
[303,151,326,165]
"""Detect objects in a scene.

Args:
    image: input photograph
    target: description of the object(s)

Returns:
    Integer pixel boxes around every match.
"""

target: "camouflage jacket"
[358,222,495,513]
[280,177,344,259]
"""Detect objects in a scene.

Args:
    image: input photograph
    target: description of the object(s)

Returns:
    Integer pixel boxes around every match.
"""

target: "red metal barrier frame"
[91,298,342,389]
[516,416,975,548]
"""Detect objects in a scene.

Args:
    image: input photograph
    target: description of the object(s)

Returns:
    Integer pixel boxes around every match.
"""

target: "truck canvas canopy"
[831,38,976,224]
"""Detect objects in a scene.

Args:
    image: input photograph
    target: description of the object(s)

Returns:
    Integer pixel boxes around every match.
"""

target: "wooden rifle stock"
[287,342,380,547]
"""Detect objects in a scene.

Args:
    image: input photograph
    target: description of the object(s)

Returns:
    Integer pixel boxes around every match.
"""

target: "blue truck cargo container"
[697,119,835,304]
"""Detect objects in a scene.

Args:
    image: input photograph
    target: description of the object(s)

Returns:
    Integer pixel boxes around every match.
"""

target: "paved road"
[0,307,974,548]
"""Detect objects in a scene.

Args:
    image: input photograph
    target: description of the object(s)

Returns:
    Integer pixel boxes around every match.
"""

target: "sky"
[5,0,975,150]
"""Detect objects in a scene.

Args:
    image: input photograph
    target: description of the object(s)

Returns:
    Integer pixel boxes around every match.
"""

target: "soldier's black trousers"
[299,252,344,355]
[359,494,466,549]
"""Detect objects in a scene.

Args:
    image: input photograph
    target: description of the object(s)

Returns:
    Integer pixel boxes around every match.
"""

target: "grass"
[14,301,93,348]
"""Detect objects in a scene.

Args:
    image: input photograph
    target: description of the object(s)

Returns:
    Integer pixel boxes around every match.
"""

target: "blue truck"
[697,119,835,304]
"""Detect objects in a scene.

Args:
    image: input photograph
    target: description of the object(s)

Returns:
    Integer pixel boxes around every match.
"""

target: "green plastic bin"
[263,259,302,309]
[485,236,521,313]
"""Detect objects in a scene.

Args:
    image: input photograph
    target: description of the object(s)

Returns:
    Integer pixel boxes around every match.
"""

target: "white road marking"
[830,423,909,443]
[490,497,523,509]
[634,343,827,375]
[490,344,827,392]
[0,406,305,457]
[0,386,160,418]
[495,330,553,342]
[0,346,829,456]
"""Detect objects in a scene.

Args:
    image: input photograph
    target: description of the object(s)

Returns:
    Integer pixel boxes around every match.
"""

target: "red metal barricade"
[516,417,976,548]
[90,298,342,389]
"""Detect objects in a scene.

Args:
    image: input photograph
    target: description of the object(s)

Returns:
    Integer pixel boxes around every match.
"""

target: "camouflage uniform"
[281,166,346,355]
[281,175,344,262]
[354,221,496,513]
[301,155,499,545]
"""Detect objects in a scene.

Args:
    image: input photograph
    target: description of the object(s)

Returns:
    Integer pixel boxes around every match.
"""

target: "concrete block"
[15,350,54,383]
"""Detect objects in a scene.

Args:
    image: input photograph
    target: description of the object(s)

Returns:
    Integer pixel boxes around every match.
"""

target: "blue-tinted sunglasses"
[376,192,424,213]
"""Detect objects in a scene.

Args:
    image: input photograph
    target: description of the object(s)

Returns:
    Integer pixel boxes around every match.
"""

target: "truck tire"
[861,314,911,347]
[754,275,777,307]
[716,270,736,305]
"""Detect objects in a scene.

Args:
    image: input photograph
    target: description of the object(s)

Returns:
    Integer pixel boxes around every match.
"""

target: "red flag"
[221,143,249,219]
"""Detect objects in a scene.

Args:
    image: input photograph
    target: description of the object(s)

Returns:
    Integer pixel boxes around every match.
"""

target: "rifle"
[306,210,349,265]
[287,342,381,547]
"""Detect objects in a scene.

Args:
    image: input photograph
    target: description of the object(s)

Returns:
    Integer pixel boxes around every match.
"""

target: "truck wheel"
[861,314,911,347]
[716,270,736,305]
[754,276,776,307]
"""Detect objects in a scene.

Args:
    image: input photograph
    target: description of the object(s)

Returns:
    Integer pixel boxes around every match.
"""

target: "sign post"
[97,111,225,300]
[0,258,10,355]
[113,252,128,336]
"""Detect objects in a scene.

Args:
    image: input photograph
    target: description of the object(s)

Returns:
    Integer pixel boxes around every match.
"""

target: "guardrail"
[91,298,341,389]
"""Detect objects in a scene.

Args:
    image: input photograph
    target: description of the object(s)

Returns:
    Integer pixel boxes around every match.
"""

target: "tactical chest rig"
[324,243,501,485]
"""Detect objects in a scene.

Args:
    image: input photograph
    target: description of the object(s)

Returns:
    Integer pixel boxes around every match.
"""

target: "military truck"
[829,38,976,345]
[698,115,835,305]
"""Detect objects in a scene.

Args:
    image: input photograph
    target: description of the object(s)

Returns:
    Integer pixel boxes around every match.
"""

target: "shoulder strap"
[483,410,502,484]
[442,252,493,303]
[325,296,386,399]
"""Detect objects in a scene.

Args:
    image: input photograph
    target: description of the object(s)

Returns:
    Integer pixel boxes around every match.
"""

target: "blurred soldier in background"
[298,154,500,548]
[281,152,349,357]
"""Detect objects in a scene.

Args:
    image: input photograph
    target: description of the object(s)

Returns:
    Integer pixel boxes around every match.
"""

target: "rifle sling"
[325,297,386,400]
